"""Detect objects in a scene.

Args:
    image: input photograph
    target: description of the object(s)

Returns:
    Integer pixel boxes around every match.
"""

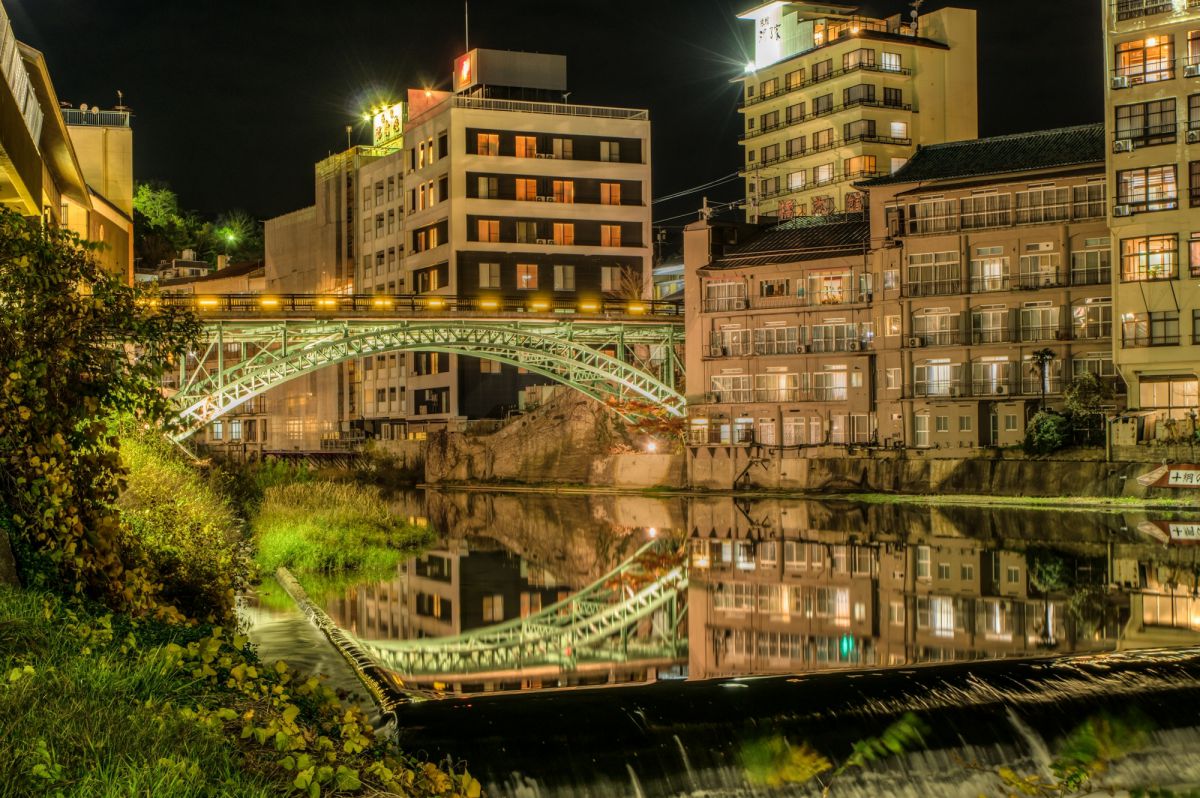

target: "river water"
[244,488,1200,796]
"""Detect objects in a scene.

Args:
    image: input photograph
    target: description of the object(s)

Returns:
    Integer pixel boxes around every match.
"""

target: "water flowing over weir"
[393,648,1200,796]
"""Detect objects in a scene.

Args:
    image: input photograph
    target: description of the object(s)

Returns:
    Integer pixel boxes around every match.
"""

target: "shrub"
[116,432,251,623]
[1024,411,1072,455]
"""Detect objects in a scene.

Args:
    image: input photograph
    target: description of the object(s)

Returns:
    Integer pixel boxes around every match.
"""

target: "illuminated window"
[553,180,575,203]
[516,264,538,290]
[843,48,875,69]
[787,171,806,190]
[1116,99,1177,147]
[843,84,875,105]
[552,222,574,245]
[515,178,537,201]
[600,224,622,247]
[600,183,621,205]
[813,128,833,149]
[785,68,804,89]
[814,163,834,184]
[1121,234,1178,281]
[477,133,500,155]
[1116,36,1175,83]
[477,219,500,243]
[210,421,223,441]
[418,142,426,169]
[813,93,833,115]
[844,119,876,141]
[480,359,501,374]
[553,264,575,291]
[812,58,832,81]
[1122,310,1180,347]
[881,51,901,71]
[890,121,908,139]
[552,137,573,159]
[515,135,537,157]
[479,262,500,288]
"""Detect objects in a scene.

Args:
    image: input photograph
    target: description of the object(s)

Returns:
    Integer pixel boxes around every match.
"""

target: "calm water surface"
[246,489,1200,796]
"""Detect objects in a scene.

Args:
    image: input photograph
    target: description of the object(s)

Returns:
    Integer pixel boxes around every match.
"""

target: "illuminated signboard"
[372,102,406,146]
[739,2,787,70]
[1137,464,1200,489]
[454,51,477,92]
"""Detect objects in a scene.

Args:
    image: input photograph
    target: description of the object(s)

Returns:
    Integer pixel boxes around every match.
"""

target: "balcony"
[808,338,871,353]
[754,389,806,402]
[709,389,754,403]
[702,297,748,312]
[971,380,1015,397]
[1122,332,1180,348]
[1113,124,1178,151]
[754,340,800,356]
[746,133,911,173]
[812,387,849,402]
[1074,322,1112,341]
[1021,377,1064,395]
[742,62,912,109]
[742,97,913,142]
[904,279,961,297]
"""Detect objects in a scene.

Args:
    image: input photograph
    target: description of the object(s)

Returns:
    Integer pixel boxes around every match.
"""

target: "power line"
[652,173,741,205]
[653,199,741,226]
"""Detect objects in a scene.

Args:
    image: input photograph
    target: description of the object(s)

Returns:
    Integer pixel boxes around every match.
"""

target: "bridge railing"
[156,293,683,319]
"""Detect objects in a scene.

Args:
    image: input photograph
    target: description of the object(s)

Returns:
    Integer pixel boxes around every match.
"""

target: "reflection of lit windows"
[1006,566,1021,584]
[937,562,950,579]
[888,601,904,626]
[210,421,223,441]
[516,263,538,290]
[915,546,931,580]
[931,597,954,638]
[735,542,755,570]
[482,594,504,622]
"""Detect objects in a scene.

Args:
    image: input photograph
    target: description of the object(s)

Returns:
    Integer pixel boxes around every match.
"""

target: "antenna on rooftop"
[910,0,924,34]
[465,1,470,51]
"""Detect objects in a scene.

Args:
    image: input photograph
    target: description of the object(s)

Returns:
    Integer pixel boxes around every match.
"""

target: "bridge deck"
[158,293,682,323]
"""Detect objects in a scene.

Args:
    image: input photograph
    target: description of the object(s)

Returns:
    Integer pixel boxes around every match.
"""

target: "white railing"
[0,4,43,148]
[61,108,130,128]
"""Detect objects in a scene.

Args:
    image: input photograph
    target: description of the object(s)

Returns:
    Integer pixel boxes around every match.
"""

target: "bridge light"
[579,301,599,312]
[316,297,338,309]
[197,296,219,309]
[260,297,280,308]
[479,298,499,310]
[645,441,658,453]
[529,300,550,312]
[426,297,446,310]
[647,527,658,538]
[372,297,394,309]
[627,302,646,314]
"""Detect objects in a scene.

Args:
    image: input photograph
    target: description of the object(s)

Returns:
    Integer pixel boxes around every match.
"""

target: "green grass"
[252,482,433,597]
[0,589,275,798]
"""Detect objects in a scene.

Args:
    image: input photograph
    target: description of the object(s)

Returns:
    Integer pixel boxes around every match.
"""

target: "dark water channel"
[245,489,1200,796]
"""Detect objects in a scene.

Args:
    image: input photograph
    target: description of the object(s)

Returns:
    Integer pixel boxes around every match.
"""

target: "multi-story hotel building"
[0,1,133,283]
[684,125,1125,483]
[399,49,651,435]
[1104,0,1200,427]
[736,1,977,221]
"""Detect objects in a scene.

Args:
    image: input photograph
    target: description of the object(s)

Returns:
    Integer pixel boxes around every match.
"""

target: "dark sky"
[8,0,1101,225]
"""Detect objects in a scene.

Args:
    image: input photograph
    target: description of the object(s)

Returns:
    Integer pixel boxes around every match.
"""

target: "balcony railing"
[808,338,870,353]
[743,61,912,108]
[709,389,754,403]
[1114,0,1175,21]
[702,297,748,312]
[1021,377,1065,395]
[755,389,806,402]
[1071,266,1111,286]
[912,381,970,398]
[1122,333,1180,348]
[904,279,961,297]
[742,98,913,141]
[1020,325,1067,342]
[909,330,962,347]
[755,341,800,356]
[747,134,912,172]
[1017,272,1065,290]
[970,275,1010,293]
[708,340,753,358]
[1074,323,1112,340]
[971,381,1015,397]
[971,329,1011,345]
[812,388,849,402]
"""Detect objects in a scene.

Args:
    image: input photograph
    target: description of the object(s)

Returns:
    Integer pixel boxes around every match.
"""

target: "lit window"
[516,263,538,290]
[553,180,575,203]
[515,178,537,201]
[515,135,537,157]
[600,182,621,205]
[600,224,622,247]
[477,133,500,155]
[477,219,500,243]
[552,223,575,245]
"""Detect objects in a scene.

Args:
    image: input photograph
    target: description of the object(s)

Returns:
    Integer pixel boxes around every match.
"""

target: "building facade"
[736,1,977,222]
[684,125,1126,480]
[1104,0,1200,432]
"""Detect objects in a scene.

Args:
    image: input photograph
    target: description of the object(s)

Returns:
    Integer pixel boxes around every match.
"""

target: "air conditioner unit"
[907,337,924,348]
[796,344,808,354]
[848,340,863,352]
[1113,139,1134,153]
[950,386,962,397]
[1186,64,1200,78]
[1111,75,1131,90]
[857,292,871,303]
[536,238,552,244]
[1113,204,1133,217]
[995,385,1009,396]
[1188,129,1200,144]
[1054,330,1070,340]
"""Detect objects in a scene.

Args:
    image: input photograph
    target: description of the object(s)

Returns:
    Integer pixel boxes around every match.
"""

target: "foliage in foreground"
[0,588,480,798]
[1024,411,1073,455]
[0,209,201,617]
[116,431,253,622]
[253,482,433,593]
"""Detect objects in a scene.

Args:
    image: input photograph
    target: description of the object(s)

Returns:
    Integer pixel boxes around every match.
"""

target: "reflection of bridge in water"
[156,293,685,439]
[348,540,688,688]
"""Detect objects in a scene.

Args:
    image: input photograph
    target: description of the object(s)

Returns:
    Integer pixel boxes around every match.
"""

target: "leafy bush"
[253,483,432,593]
[1023,411,1072,455]
[116,432,251,623]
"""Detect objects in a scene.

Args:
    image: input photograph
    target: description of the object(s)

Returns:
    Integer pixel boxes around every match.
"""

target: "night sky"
[8,0,1101,227]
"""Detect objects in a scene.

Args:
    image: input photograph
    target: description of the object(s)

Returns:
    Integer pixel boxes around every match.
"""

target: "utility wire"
[652,173,741,205]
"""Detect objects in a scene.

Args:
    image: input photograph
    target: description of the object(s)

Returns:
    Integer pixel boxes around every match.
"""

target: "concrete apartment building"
[1104,0,1200,433]
[684,125,1125,484]
[399,49,652,435]
[0,2,133,283]
[736,1,977,222]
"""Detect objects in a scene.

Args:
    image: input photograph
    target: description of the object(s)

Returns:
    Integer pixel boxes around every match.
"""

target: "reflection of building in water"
[686,498,1157,680]
[1126,543,1200,648]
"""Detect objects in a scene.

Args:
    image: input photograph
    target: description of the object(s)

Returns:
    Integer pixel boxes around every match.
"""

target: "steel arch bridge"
[160,294,686,441]
[356,540,688,683]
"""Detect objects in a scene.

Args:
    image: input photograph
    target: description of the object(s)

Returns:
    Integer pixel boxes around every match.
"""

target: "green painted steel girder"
[170,319,686,440]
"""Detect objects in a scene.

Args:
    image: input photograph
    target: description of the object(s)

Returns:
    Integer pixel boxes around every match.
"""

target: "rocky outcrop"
[425,392,684,487]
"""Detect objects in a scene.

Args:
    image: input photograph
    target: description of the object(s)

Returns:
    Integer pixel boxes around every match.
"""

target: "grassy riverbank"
[1,436,469,798]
